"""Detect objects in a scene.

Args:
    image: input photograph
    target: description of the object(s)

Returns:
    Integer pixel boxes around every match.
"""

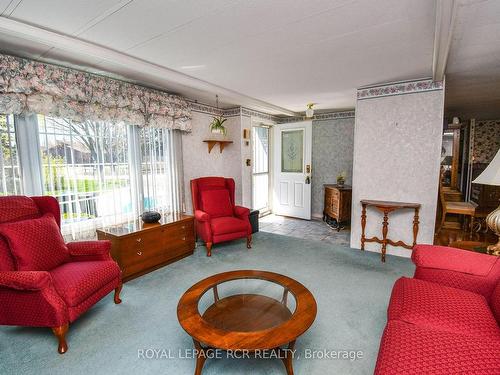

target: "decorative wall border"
[278,110,355,123]
[357,78,443,100]
[189,101,355,123]
[188,101,223,116]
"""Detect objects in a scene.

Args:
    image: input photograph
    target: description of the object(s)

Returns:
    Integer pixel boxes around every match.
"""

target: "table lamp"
[472,148,500,255]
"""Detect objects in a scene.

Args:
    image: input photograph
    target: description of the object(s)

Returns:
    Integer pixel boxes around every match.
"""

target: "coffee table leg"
[281,340,296,375]
[193,339,207,375]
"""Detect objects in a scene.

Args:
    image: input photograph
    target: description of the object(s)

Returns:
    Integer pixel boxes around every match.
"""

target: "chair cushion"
[0,196,40,224]
[0,214,70,271]
[50,260,121,307]
[375,320,500,375]
[388,277,500,339]
[201,189,233,218]
[210,217,249,235]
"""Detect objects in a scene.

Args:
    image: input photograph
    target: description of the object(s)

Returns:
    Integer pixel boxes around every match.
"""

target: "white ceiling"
[0,0,498,117]
[445,0,500,119]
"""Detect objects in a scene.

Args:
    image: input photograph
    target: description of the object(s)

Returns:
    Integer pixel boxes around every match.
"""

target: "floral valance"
[0,54,191,131]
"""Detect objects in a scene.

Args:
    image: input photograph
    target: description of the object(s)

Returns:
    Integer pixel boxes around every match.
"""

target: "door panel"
[273,121,312,219]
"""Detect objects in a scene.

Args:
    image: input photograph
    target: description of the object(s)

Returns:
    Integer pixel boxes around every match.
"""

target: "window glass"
[38,115,133,234]
[0,115,22,195]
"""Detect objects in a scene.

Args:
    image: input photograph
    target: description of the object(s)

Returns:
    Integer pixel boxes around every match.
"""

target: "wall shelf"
[203,140,233,153]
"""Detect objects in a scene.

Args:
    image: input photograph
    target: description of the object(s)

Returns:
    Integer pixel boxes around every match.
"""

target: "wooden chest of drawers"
[96,214,195,282]
[323,184,352,230]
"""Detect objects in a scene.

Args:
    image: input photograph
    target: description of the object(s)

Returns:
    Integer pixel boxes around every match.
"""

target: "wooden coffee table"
[177,270,317,375]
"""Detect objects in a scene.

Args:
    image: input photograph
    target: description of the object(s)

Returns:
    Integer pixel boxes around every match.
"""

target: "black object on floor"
[249,210,259,233]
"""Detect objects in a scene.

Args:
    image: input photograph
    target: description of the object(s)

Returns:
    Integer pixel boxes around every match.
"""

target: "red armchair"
[191,177,252,256]
[0,196,122,354]
[375,244,500,374]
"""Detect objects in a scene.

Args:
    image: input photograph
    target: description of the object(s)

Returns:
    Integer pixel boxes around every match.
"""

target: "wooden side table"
[360,200,421,262]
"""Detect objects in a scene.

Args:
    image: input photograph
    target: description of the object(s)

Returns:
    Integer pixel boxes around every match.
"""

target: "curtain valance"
[0,54,191,131]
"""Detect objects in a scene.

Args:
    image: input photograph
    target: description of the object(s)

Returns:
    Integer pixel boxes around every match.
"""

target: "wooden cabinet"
[323,184,352,230]
[97,214,195,282]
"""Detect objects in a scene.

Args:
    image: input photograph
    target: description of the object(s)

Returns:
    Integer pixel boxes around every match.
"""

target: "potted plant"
[336,171,346,187]
[209,116,228,136]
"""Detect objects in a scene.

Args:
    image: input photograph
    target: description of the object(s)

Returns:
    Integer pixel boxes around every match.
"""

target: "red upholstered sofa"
[191,177,252,256]
[0,196,122,354]
[375,244,500,374]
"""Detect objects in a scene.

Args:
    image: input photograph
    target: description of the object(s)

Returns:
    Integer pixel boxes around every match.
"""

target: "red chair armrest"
[0,271,52,291]
[412,244,500,298]
[412,244,498,276]
[234,206,250,219]
[194,210,210,222]
[67,241,112,261]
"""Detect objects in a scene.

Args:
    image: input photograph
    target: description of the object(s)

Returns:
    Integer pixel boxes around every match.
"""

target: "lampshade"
[473,148,500,186]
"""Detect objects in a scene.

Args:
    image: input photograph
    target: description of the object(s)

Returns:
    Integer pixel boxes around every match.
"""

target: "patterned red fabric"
[413,244,500,299]
[50,260,120,307]
[0,214,70,271]
[0,274,68,327]
[490,281,500,323]
[211,217,250,235]
[413,244,498,276]
[67,277,120,322]
[375,320,500,375]
[67,241,112,262]
[0,238,15,272]
[31,196,61,228]
[0,196,40,224]
[0,195,121,334]
[190,177,251,247]
[388,277,500,339]
[0,270,52,290]
[201,189,233,218]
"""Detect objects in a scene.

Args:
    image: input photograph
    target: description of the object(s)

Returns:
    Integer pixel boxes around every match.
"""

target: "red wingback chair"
[0,196,122,354]
[191,177,252,256]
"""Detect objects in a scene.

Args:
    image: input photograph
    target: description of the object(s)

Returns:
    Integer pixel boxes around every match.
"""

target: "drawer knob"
[137,251,142,256]
[136,238,142,243]
[182,237,186,241]
[181,225,186,229]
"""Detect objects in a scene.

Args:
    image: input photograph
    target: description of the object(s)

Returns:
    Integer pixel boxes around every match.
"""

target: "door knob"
[305,176,311,184]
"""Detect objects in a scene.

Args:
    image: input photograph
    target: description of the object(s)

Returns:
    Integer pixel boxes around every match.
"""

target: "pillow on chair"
[0,213,69,271]
[201,189,233,218]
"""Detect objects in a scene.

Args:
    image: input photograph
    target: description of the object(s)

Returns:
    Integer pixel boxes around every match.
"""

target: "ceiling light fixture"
[305,103,315,118]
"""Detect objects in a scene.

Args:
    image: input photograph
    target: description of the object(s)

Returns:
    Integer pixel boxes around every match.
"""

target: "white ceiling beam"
[0,17,297,116]
[432,0,457,82]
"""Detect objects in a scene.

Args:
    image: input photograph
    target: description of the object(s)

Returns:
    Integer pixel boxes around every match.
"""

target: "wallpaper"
[181,112,242,214]
[311,118,355,217]
[350,89,444,257]
[473,120,500,164]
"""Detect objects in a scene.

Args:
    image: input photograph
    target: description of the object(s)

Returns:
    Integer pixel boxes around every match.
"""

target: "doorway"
[252,124,271,214]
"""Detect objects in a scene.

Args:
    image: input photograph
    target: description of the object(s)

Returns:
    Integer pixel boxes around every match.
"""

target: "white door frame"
[251,120,273,215]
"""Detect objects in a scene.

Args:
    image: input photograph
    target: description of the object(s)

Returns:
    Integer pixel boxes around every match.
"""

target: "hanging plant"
[209,94,227,136]
[209,115,227,135]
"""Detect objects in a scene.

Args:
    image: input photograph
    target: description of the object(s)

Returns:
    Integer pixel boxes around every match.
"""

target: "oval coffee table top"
[177,270,317,350]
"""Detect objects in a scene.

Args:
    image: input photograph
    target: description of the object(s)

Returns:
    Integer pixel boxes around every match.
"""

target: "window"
[0,115,22,195]
[2,114,183,240]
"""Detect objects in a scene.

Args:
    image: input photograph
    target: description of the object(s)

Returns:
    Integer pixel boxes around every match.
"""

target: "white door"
[273,121,312,219]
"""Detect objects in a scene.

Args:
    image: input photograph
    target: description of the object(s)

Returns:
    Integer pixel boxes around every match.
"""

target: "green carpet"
[0,232,414,375]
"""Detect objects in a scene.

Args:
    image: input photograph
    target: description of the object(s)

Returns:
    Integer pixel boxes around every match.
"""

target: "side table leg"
[361,203,367,251]
[281,340,296,375]
[193,339,207,375]
[381,209,389,262]
[412,207,420,247]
